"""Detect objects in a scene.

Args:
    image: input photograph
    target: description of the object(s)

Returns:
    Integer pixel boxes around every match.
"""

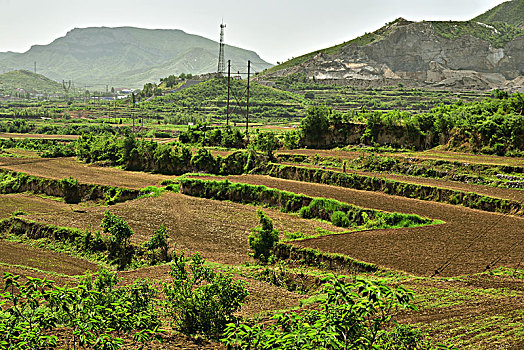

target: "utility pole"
[226,60,231,125]
[34,62,36,74]
[224,61,252,145]
[246,60,250,138]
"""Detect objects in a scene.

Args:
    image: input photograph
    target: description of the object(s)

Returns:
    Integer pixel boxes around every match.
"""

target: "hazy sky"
[0,0,507,64]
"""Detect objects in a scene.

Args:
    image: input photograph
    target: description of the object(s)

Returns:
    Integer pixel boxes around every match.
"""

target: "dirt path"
[220,175,524,277]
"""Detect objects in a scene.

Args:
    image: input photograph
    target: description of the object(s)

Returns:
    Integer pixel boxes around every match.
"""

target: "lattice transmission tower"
[217,22,226,76]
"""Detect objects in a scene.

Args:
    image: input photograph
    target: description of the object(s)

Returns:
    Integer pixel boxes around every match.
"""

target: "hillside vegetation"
[431,20,524,48]
[146,78,305,122]
[474,0,524,28]
[0,70,63,96]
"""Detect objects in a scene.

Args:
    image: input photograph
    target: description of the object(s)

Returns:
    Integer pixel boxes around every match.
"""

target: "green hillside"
[474,0,524,28]
[144,78,305,121]
[0,70,63,96]
[0,27,273,89]
[430,20,524,48]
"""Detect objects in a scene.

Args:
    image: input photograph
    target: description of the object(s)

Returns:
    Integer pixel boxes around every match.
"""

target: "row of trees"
[298,93,524,155]
[75,133,268,175]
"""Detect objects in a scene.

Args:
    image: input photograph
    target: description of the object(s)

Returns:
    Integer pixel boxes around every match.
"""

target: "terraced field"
[0,149,522,348]
[198,174,523,277]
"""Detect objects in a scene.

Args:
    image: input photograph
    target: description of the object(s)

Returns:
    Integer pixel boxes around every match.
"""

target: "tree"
[143,225,169,263]
[255,131,280,159]
[100,211,134,269]
[248,210,279,263]
[299,105,331,147]
[163,250,249,338]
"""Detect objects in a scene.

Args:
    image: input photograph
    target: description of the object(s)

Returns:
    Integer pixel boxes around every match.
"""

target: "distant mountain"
[0,27,273,88]
[259,1,524,90]
[474,0,524,29]
[0,70,63,95]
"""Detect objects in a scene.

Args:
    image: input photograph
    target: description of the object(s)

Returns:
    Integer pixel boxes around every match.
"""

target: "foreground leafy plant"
[0,270,162,349]
[163,250,249,339]
[224,276,432,349]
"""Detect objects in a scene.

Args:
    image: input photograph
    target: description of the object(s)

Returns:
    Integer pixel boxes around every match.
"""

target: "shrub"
[163,250,249,338]
[100,211,134,269]
[331,210,349,227]
[60,176,81,204]
[248,210,280,263]
[298,206,312,219]
[143,225,170,264]
[224,277,429,349]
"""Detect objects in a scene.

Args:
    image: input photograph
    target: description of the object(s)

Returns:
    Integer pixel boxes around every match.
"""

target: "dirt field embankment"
[223,175,524,277]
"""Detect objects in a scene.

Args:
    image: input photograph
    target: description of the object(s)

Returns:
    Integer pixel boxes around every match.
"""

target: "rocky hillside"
[0,27,272,88]
[260,1,524,90]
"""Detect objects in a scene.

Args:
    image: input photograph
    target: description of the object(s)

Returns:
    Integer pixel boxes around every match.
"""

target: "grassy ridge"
[474,0,524,28]
[267,164,523,215]
[0,169,142,204]
[431,20,524,48]
[179,177,435,230]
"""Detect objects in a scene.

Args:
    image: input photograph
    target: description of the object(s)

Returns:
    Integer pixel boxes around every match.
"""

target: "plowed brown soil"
[277,148,524,167]
[0,193,72,219]
[22,193,347,266]
[0,240,98,276]
[2,157,522,276]
[351,169,524,202]
[0,157,171,189]
[219,175,524,277]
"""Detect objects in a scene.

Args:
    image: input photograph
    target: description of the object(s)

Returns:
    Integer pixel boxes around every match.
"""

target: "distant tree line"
[297,93,524,156]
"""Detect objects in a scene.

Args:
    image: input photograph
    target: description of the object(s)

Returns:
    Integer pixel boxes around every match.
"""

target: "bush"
[100,211,134,269]
[143,225,170,264]
[60,177,81,204]
[163,250,249,338]
[331,210,349,227]
[248,210,280,263]
[224,277,430,349]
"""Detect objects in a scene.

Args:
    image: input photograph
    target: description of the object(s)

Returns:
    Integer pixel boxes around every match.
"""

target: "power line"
[431,210,511,277]
[484,232,524,272]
